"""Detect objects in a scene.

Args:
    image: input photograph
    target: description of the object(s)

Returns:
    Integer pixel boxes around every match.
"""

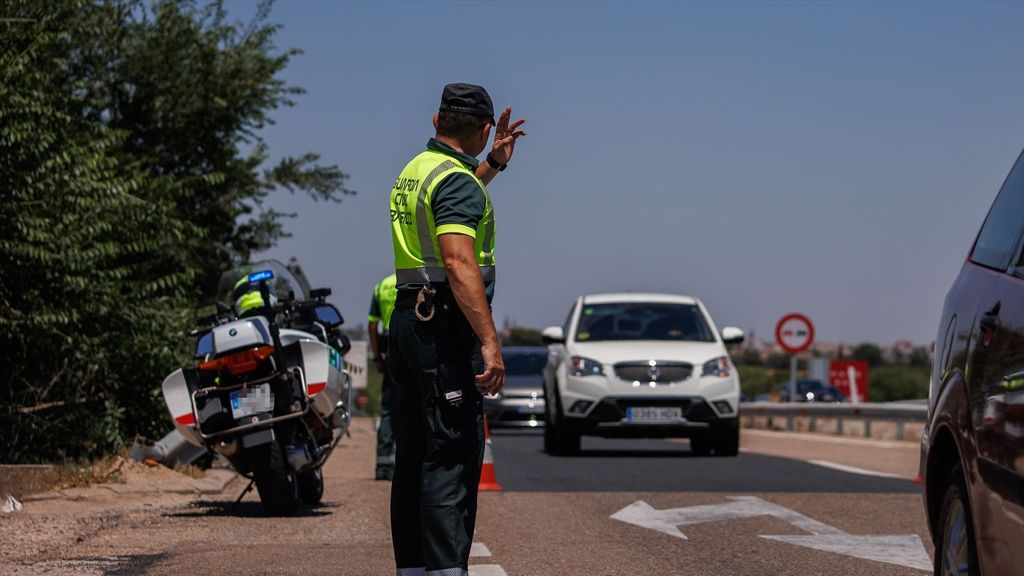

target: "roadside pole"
[789,355,798,402]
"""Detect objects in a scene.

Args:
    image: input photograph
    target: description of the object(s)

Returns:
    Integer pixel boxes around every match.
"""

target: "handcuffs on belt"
[415,285,437,321]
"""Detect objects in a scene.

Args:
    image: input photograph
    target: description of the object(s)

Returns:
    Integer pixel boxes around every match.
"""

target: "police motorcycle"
[161,260,352,515]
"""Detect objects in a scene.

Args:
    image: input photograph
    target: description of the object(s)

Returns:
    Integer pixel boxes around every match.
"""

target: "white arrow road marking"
[610,496,841,539]
[611,496,931,572]
[761,534,932,572]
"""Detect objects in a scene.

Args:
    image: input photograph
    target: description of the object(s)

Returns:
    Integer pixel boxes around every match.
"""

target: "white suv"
[542,293,744,456]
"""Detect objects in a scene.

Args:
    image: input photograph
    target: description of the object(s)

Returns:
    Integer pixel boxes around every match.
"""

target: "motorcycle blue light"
[248,270,274,283]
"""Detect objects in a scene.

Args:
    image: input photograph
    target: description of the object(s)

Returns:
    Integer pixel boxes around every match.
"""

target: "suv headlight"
[702,356,731,378]
[570,356,604,377]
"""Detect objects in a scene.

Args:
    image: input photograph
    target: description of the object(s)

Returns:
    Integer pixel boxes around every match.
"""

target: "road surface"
[1,421,931,575]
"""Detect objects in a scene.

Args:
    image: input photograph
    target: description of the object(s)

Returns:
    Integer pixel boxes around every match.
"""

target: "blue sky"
[232,1,1024,344]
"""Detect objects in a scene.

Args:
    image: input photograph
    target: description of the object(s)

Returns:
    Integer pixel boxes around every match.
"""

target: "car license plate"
[230,384,274,420]
[626,406,682,422]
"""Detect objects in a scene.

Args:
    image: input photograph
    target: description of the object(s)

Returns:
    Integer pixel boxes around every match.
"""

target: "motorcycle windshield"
[217,260,310,306]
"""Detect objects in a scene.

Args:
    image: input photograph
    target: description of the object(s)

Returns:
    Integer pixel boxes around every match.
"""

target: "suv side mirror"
[314,304,344,328]
[542,326,565,344]
[721,326,745,345]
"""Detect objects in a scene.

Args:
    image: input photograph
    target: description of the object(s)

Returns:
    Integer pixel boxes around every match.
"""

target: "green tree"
[0,0,350,462]
[737,365,787,399]
[74,0,353,297]
[908,346,931,367]
[0,3,198,461]
[851,343,883,368]
[869,366,929,402]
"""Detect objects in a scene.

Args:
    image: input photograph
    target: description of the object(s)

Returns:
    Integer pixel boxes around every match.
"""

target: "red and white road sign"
[829,360,870,403]
[775,313,815,354]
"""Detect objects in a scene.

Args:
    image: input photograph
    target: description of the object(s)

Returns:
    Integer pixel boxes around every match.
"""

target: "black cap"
[439,83,495,125]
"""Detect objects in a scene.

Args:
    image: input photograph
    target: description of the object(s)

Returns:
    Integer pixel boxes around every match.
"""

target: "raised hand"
[489,106,526,165]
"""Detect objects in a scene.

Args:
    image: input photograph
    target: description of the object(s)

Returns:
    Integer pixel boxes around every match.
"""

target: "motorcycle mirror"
[314,304,344,328]
[310,287,332,300]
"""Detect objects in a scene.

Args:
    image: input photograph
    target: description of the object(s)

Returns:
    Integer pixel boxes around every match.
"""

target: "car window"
[574,302,715,342]
[503,351,548,376]
[973,152,1024,271]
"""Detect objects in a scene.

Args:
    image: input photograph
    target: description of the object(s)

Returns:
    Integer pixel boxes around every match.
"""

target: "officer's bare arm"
[475,162,499,186]
[437,233,505,393]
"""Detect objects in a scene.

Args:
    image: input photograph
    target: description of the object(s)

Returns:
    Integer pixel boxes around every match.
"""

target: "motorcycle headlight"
[702,356,731,378]
[570,356,604,377]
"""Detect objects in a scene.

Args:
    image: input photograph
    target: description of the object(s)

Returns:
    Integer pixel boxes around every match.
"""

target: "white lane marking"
[470,542,492,557]
[762,534,932,572]
[611,496,931,572]
[468,565,508,576]
[808,459,906,479]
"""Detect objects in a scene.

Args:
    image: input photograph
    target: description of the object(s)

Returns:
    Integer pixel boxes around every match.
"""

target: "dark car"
[483,346,547,428]
[922,149,1024,576]
[779,379,845,403]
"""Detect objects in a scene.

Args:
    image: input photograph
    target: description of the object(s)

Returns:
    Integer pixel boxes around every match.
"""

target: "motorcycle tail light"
[199,345,275,376]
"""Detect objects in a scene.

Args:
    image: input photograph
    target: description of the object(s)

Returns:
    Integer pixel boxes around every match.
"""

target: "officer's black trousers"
[375,347,398,480]
[388,299,484,576]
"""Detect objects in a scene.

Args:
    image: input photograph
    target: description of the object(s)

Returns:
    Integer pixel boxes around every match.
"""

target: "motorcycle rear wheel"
[298,467,324,505]
[251,442,299,516]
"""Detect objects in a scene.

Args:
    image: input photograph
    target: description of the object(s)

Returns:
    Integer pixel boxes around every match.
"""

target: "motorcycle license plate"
[626,407,682,422]
[230,384,274,419]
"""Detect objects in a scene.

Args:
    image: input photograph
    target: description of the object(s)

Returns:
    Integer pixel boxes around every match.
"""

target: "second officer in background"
[368,272,398,480]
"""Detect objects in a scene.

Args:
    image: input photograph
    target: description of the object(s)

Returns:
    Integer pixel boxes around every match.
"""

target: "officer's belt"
[396,266,495,285]
[395,287,449,310]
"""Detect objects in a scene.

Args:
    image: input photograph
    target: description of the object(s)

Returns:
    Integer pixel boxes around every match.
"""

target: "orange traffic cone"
[478,415,502,492]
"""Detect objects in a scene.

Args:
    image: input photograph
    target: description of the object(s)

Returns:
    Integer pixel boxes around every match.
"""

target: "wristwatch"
[486,153,507,172]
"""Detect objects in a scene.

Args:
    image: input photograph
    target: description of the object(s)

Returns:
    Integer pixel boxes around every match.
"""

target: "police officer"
[368,272,398,480]
[388,83,525,576]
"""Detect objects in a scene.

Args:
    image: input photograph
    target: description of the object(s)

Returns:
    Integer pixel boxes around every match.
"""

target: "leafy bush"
[0,0,349,463]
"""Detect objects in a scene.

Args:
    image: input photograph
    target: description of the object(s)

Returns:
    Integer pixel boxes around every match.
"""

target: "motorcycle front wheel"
[251,441,299,516]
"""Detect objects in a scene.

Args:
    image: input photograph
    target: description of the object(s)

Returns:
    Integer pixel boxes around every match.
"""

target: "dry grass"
[52,453,130,490]
[171,463,205,479]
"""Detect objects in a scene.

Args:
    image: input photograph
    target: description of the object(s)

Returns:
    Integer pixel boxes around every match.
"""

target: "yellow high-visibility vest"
[390,149,495,285]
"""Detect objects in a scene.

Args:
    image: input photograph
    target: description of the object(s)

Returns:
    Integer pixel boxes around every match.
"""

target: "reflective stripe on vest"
[390,150,495,283]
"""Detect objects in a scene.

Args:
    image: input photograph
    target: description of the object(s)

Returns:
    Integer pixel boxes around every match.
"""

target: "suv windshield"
[575,302,715,342]
[503,350,548,376]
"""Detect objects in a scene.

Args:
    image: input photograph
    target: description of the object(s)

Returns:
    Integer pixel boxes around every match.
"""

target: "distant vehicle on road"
[484,346,547,428]
[541,293,744,456]
[921,148,1024,576]
[779,379,845,403]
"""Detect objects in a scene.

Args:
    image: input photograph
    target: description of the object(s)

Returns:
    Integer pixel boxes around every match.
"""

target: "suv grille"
[613,362,693,384]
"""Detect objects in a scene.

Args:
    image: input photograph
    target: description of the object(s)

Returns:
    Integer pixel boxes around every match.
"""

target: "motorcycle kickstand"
[231,478,255,509]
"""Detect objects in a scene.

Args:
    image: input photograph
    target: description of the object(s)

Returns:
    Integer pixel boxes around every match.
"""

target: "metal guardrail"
[739,401,928,441]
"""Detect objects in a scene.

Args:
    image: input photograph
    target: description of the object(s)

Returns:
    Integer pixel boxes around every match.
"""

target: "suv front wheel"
[934,464,980,576]
[543,386,580,455]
